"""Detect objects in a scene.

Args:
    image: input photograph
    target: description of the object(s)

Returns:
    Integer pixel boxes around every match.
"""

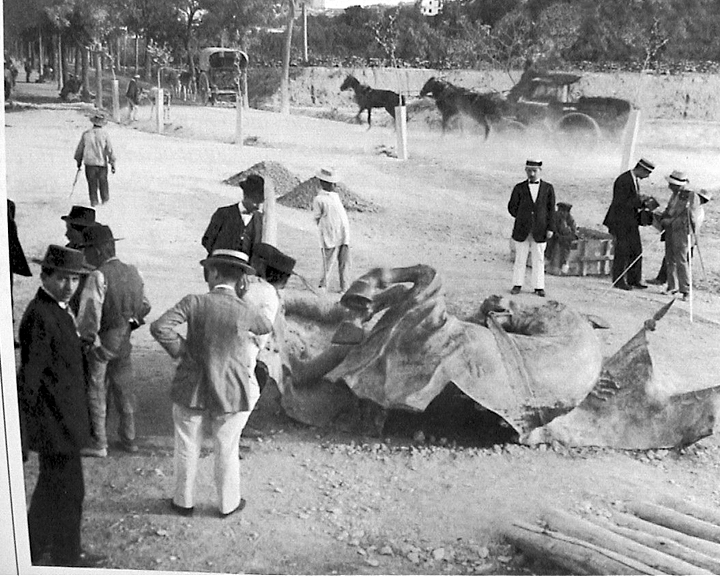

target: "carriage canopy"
[198,48,249,72]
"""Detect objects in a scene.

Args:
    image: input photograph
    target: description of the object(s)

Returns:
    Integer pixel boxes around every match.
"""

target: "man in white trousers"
[313,167,351,292]
[508,159,556,297]
[150,249,272,518]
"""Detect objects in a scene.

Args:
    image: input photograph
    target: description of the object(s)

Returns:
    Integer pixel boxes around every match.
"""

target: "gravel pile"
[278,177,380,213]
[223,161,301,198]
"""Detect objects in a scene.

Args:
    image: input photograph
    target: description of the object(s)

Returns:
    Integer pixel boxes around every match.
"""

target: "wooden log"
[503,521,661,576]
[612,510,720,559]
[591,516,720,574]
[655,493,720,527]
[628,501,720,545]
[541,509,712,575]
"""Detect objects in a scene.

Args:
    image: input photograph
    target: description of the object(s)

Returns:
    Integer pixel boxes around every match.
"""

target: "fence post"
[234,95,244,145]
[620,108,641,172]
[156,87,164,134]
[395,94,408,161]
[112,79,120,122]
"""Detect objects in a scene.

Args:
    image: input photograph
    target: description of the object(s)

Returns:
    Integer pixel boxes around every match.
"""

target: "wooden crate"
[547,227,614,277]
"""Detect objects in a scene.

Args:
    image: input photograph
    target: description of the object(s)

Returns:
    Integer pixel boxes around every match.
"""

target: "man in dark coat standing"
[201,174,264,260]
[508,159,556,297]
[8,198,32,345]
[602,158,655,290]
[17,245,104,568]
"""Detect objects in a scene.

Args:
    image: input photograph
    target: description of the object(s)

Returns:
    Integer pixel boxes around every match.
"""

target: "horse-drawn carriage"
[197,47,248,105]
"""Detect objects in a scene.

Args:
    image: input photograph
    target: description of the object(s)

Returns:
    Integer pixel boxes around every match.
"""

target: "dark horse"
[420,77,506,140]
[340,74,401,128]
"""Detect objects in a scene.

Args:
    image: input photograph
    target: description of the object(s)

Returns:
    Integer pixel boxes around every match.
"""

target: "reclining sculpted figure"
[273,266,720,449]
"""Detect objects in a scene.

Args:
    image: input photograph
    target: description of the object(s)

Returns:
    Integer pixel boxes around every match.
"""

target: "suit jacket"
[150,286,273,414]
[7,199,31,277]
[603,170,642,232]
[18,289,91,455]
[508,180,556,242]
[201,203,262,257]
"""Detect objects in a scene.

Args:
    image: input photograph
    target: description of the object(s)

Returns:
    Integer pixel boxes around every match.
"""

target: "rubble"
[278,176,380,213]
[223,160,301,198]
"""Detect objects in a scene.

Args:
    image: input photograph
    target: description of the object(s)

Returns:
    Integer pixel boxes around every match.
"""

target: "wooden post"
[112,79,120,122]
[262,177,277,246]
[234,95,244,145]
[302,2,308,63]
[620,108,641,172]
[94,50,103,109]
[156,87,164,133]
[38,29,44,78]
[395,94,408,160]
[134,36,139,74]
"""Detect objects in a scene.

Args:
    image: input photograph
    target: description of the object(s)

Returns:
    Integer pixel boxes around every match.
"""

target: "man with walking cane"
[313,167,351,293]
[74,112,116,207]
[658,170,703,302]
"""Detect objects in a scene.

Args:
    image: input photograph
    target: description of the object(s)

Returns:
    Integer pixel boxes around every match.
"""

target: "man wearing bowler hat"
[150,249,272,518]
[61,205,97,314]
[313,167,351,293]
[202,174,265,261]
[17,245,105,568]
[74,112,116,207]
[603,158,655,290]
[508,159,556,297]
[76,224,151,457]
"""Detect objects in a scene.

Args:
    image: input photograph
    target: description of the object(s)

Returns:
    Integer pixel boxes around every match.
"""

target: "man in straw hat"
[603,157,655,290]
[313,167,351,292]
[202,173,265,260]
[657,170,701,301]
[74,111,116,207]
[150,249,272,518]
[76,224,151,457]
[17,245,106,568]
[508,158,556,297]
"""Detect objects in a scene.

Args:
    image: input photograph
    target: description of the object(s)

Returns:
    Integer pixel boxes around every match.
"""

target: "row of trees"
[5,0,720,94]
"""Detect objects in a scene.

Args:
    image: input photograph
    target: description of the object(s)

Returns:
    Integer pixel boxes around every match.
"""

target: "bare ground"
[6,77,720,575]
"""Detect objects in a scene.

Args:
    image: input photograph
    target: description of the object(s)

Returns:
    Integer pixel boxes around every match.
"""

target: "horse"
[419,77,506,140]
[340,74,401,128]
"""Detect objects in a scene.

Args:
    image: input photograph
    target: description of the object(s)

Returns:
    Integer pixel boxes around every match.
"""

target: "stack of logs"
[504,495,720,574]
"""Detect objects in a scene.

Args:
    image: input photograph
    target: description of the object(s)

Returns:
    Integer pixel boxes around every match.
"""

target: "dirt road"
[7,79,720,574]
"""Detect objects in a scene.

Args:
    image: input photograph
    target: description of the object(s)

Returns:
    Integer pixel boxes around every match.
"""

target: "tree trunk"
[611,510,720,559]
[503,522,659,575]
[56,34,62,91]
[144,37,152,82]
[541,509,712,575]
[593,516,720,574]
[38,29,44,78]
[302,2,308,63]
[134,36,139,75]
[81,47,91,100]
[627,501,720,545]
[95,50,103,109]
[280,0,296,115]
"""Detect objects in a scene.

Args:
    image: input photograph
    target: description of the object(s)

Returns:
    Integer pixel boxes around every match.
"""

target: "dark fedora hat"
[61,205,96,227]
[253,243,296,275]
[80,224,123,247]
[240,174,265,201]
[557,202,573,211]
[200,249,255,275]
[32,244,95,274]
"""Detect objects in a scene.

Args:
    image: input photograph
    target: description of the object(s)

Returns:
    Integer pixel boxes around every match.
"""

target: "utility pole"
[302,2,308,63]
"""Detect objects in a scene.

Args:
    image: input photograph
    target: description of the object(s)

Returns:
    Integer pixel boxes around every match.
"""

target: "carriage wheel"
[555,113,602,150]
[497,118,527,137]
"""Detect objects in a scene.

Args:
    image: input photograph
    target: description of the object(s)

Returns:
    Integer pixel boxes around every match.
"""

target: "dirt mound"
[278,177,380,213]
[223,160,301,197]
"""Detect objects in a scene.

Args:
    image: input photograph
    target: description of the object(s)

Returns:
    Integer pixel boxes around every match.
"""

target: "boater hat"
[80,224,123,247]
[200,249,255,275]
[61,205,96,227]
[316,167,339,183]
[253,243,296,275]
[240,174,265,202]
[636,158,655,172]
[665,170,689,187]
[32,245,95,274]
[525,159,542,168]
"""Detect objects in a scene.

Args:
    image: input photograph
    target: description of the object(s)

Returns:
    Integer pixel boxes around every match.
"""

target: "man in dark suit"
[602,158,655,290]
[8,199,32,346]
[17,245,105,568]
[508,159,556,297]
[201,174,264,260]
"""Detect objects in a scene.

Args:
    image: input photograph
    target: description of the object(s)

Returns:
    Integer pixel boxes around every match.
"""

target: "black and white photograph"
[2,0,720,574]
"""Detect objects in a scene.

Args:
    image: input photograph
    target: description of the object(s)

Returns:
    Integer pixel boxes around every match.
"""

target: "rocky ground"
[6,75,720,575]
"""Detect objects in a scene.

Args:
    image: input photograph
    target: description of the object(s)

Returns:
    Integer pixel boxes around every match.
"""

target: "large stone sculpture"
[271,266,720,449]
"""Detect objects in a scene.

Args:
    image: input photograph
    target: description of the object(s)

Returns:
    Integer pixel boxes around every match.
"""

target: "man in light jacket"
[151,249,272,518]
[313,167,351,292]
[74,112,116,206]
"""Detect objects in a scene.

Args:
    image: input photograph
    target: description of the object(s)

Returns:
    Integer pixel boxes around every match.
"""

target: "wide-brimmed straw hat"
[665,170,689,187]
[316,167,339,183]
[32,245,95,274]
[80,224,123,247]
[61,205,96,227]
[635,158,655,172]
[200,249,255,275]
